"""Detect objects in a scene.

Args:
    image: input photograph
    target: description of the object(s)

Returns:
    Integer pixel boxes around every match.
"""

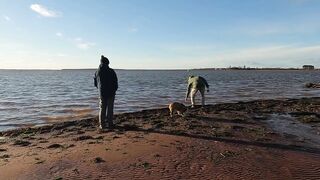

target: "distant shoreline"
[0,68,319,71]
[192,68,320,71]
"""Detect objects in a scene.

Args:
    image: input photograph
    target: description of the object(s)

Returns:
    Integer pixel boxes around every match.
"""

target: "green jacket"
[186,76,209,98]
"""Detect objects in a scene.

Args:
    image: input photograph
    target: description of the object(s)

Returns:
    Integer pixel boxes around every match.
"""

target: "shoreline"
[1,68,320,71]
[1,97,320,179]
[1,96,319,134]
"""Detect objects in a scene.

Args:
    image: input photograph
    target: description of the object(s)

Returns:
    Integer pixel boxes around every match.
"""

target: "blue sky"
[1,0,320,69]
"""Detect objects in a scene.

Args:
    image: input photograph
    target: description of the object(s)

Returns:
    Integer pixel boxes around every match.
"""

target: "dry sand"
[1,97,320,179]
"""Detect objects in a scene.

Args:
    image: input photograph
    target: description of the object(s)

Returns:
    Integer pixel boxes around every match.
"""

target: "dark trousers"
[99,96,115,128]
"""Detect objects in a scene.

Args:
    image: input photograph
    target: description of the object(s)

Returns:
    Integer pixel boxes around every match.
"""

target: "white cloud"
[56,32,63,37]
[57,53,67,57]
[74,38,95,50]
[164,44,217,52]
[54,34,95,50]
[30,4,61,17]
[76,42,96,50]
[3,15,11,21]
[75,37,83,41]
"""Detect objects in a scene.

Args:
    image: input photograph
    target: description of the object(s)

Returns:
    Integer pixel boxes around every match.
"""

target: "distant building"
[303,65,315,70]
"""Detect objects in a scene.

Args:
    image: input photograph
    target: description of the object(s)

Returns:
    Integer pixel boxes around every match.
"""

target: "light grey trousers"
[190,88,205,106]
[99,96,115,128]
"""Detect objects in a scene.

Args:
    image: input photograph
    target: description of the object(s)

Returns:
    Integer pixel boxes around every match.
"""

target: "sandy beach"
[1,97,320,179]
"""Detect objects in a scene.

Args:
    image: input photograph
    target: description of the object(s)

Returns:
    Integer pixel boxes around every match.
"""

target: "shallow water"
[0,69,319,131]
[265,114,320,147]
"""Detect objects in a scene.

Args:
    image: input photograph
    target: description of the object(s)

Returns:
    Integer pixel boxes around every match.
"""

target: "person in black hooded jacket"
[94,55,118,129]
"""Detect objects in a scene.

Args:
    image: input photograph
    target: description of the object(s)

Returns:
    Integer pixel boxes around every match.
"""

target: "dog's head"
[179,103,187,113]
[305,83,314,88]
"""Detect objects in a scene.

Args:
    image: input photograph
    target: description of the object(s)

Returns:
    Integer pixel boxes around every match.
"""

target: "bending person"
[185,75,209,107]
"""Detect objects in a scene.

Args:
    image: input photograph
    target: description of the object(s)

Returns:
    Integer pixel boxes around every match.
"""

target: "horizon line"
[0,67,318,71]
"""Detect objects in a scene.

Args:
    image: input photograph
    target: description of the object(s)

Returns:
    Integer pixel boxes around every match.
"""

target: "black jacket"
[94,64,118,98]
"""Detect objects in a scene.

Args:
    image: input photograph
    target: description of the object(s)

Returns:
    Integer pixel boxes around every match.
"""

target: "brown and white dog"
[168,102,187,117]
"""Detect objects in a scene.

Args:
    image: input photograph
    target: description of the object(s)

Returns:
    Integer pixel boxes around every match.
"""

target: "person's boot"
[108,121,115,129]
[99,124,107,130]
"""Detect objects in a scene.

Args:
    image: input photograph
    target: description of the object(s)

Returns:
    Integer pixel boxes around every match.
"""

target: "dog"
[169,102,187,117]
[305,83,320,88]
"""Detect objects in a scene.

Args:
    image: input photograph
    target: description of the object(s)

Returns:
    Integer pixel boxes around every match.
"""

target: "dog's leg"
[170,110,173,117]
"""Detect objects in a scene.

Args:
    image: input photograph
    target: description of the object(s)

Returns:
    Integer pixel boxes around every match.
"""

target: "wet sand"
[0,97,320,179]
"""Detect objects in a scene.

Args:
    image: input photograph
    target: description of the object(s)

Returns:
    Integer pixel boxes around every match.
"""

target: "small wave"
[0,107,19,111]
[0,123,26,127]
[41,114,95,122]
[27,104,61,109]
[61,104,91,108]
[58,108,95,114]
[0,101,17,106]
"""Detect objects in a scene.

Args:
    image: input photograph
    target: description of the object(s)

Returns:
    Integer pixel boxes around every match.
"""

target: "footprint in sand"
[47,143,64,149]
[13,140,31,146]
[94,157,105,163]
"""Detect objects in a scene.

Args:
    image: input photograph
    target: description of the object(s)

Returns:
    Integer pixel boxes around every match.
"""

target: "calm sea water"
[0,69,319,131]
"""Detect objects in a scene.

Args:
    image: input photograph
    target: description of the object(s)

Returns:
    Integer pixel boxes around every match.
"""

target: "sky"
[1,0,320,69]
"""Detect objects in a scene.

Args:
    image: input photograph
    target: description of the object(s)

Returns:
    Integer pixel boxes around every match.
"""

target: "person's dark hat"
[101,55,109,65]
